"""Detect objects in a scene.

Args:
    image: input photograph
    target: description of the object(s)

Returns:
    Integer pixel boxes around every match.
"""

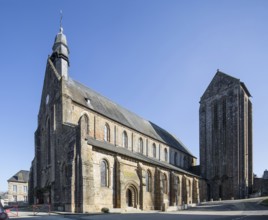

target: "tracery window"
[100,160,109,187]
[104,123,110,142]
[122,131,128,148]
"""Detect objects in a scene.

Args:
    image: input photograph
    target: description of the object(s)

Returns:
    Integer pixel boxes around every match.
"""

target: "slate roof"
[200,70,251,101]
[65,78,195,157]
[87,138,199,177]
[8,170,29,183]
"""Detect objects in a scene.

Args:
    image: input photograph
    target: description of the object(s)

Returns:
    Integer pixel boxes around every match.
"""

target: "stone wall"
[199,72,253,201]
[31,57,200,213]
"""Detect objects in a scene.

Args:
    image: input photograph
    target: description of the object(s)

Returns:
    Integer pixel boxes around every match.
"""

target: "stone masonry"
[199,71,253,201]
[29,26,201,213]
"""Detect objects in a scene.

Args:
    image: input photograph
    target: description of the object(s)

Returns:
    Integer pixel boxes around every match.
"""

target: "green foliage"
[101,207,109,213]
[261,199,268,206]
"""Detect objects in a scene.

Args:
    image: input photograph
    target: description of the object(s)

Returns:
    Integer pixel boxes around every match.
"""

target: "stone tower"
[199,71,253,200]
[31,26,71,207]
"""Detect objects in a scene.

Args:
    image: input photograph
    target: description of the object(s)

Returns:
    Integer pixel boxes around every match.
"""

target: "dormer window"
[85,98,91,105]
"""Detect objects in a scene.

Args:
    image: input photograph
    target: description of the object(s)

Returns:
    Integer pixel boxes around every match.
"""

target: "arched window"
[152,143,156,158]
[80,114,89,136]
[122,131,128,148]
[146,170,152,192]
[100,160,109,187]
[174,152,178,165]
[164,148,168,162]
[139,138,143,153]
[104,123,110,142]
[162,173,167,194]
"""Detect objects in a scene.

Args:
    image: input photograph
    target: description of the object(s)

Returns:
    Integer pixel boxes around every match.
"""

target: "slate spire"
[50,20,70,79]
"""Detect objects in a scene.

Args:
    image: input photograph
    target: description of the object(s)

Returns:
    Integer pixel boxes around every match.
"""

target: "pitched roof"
[200,70,251,102]
[88,138,199,177]
[8,170,29,183]
[65,78,194,157]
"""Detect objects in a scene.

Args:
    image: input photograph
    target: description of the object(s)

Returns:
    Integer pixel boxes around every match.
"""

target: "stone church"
[199,71,253,201]
[29,27,202,212]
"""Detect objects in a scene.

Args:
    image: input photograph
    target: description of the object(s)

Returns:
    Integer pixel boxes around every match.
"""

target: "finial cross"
[60,10,63,29]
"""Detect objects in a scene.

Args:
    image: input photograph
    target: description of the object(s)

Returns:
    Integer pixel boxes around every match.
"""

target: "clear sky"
[0,0,268,192]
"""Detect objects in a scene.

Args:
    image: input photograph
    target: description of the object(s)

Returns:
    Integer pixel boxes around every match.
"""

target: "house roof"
[65,77,195,157]
[7,170,29,183]
[87,137,199,178]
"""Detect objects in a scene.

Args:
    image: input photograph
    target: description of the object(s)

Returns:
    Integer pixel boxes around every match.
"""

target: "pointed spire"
[50,11,70,79]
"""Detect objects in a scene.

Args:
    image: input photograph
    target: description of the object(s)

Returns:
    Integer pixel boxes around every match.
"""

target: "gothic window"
[122,131,128,148]
[100,160,109,187]
[152,143,156,158]
[146,170,152,192]
[139,138,143,154]
[174,152,178,165]
[164,148,168,162]
[104,123,110,142]
[162,173,167,194]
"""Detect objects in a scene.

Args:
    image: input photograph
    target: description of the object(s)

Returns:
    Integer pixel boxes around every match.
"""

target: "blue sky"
[0,0,268,191]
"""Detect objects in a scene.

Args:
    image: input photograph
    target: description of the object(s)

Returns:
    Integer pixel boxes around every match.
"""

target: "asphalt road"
[6,197,268,220]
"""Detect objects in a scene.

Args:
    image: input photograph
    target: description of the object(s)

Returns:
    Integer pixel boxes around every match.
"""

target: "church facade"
[29,27,202,212]
[199,71,253,201]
